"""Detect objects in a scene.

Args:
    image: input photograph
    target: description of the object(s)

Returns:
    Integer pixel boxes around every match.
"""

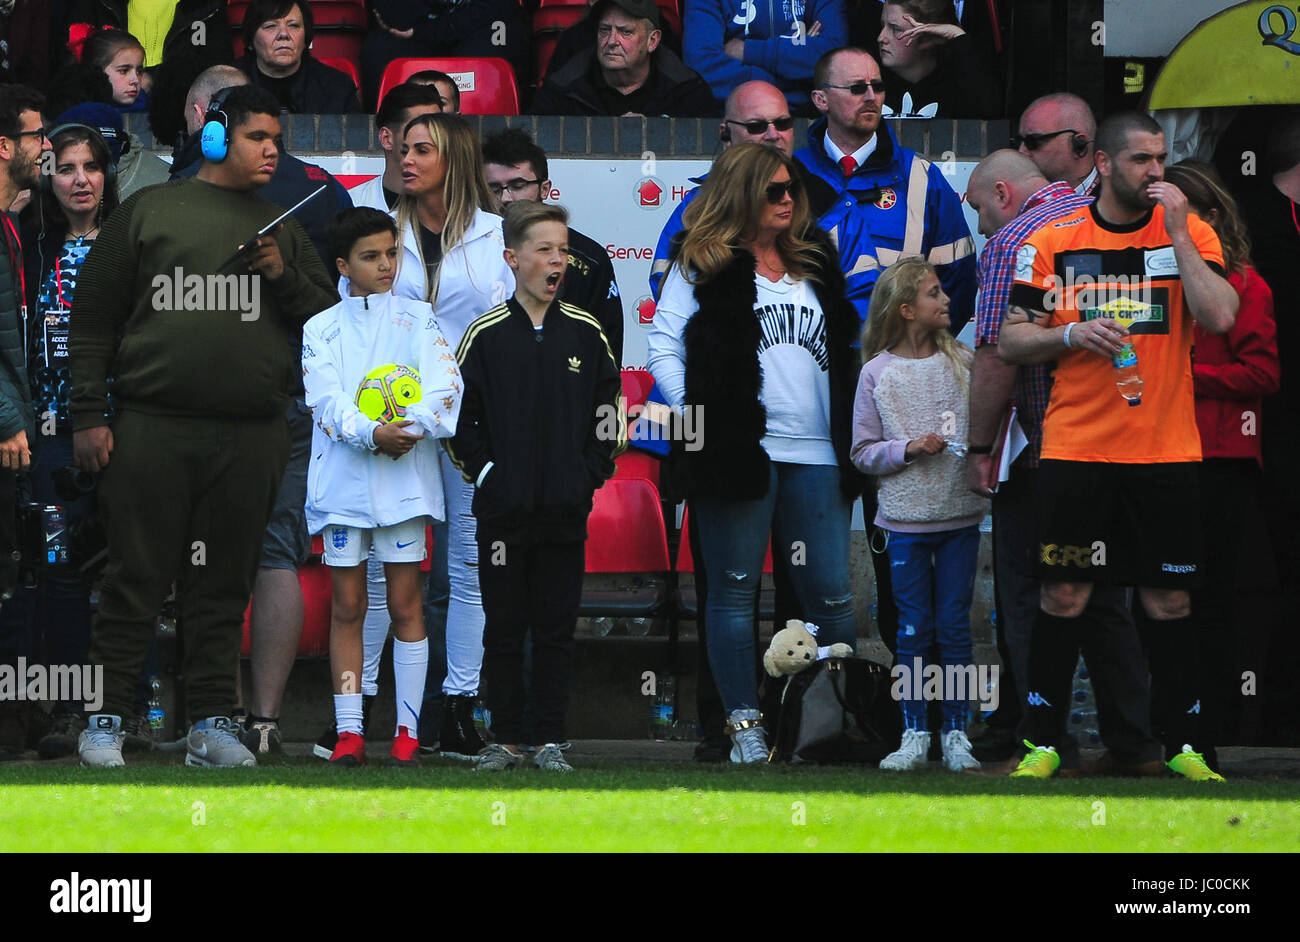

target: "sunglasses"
[724,116,796,135]
[823,80,886,96]
[765,179,801,204]
[1010,128,1079,151]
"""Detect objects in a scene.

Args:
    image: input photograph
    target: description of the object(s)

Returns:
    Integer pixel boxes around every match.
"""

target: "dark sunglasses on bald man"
[765,179,801,203]
[822,80,886,96]
[725,116,796,135]
[1010,128,1081,151]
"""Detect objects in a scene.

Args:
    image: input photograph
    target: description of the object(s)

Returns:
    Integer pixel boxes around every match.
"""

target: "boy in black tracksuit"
[446,201,625,772]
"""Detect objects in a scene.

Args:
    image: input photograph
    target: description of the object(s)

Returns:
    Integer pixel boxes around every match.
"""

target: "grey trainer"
[475,743,524,772]
[185,716,256,768]
[533,743,574,772]
[79,714,126,768]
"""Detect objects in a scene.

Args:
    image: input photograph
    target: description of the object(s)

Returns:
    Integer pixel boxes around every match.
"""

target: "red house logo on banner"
[636,178,664,208]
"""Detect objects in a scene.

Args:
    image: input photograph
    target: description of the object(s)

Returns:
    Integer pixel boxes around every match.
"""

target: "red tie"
[839,155,857,177]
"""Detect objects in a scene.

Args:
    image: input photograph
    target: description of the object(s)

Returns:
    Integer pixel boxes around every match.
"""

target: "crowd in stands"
[0,1,1292,784]
[0,1,1016,122]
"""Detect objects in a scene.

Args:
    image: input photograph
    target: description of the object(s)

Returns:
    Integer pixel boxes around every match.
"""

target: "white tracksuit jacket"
[302,291,462,534]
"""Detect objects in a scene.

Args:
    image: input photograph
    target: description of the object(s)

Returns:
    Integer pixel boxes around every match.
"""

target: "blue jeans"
[693,463,854,715]
[886,526,980,732]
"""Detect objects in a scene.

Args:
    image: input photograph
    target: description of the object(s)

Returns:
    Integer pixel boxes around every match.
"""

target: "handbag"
[769,657,902,764]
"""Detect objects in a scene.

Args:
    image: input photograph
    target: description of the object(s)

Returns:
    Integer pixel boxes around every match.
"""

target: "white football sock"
[393,637,427,736]
[334,693,364,736]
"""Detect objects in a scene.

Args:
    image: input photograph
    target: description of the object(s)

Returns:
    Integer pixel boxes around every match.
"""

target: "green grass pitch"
[3,759,1297,852]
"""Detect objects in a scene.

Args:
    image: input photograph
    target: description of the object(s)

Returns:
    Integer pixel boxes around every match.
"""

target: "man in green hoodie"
[69,84,337,768]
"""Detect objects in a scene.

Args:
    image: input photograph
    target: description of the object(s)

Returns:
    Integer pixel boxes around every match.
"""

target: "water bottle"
[649,674,676,740]
[1113,342,1143,406]
[1068,658,1101,746]
[626,617,652,637]
[146,676,165,739]
[473,699,492,736]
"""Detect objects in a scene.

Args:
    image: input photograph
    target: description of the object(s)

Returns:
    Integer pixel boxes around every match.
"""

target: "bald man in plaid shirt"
[962,149,1162,776]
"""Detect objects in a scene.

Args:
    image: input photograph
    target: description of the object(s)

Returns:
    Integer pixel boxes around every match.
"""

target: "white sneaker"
[880,729,930,771]
[726,709,768,764]
[185,716,256,768]
[78,714,126,768]
[941,729,981,772]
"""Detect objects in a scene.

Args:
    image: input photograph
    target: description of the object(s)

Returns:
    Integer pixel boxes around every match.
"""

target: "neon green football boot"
[1009,740,1060,778]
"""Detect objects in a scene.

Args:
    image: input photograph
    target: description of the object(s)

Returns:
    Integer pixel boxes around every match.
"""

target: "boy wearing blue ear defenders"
[69,84,339,770]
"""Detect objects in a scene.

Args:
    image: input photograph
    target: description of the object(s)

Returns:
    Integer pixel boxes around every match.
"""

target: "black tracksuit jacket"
[445,297,625,544]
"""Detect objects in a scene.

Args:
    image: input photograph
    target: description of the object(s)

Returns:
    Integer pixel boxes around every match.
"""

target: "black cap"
[593,0,661,28]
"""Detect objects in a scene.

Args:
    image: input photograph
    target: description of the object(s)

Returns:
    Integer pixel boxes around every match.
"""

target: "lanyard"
[2,216,25,314]
[55,255,68,309]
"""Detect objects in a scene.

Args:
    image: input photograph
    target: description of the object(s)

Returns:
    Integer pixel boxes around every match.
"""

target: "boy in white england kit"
[303,208,461,766]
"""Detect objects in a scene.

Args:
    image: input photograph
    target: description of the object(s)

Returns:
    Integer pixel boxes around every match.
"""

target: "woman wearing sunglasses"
[647,143,863,763]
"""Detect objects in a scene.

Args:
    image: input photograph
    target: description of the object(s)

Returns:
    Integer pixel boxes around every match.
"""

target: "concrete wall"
[127,113,1011,163]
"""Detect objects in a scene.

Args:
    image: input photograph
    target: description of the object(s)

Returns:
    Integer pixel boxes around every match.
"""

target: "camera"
[51,465,96,504]
[0,467,106,600]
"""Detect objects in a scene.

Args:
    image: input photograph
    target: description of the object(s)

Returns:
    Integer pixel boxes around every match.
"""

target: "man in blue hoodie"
[685,0,848,111]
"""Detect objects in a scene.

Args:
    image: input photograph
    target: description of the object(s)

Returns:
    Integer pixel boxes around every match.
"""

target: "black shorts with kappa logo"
[1034,459,1203,588]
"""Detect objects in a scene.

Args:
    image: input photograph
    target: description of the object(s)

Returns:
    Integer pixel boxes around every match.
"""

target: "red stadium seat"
[533,5,585,80]
[621,367,655,410]
[309,31,363,63]
[580,478,670,618]
[375,57,520,115]
[613,368,662,487]
[310,1,368,30]
[317,55,361,92]
[587,478,670,574]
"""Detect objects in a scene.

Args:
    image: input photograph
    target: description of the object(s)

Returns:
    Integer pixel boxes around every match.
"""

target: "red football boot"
[330,731,367,767]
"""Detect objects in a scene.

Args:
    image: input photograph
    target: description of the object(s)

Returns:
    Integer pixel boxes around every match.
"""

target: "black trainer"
[418,700,441,756]
[121,714,154,754]
[313,694,374,760]
[38,711,86,759]
[438,694,485,760]
[694,733,730,763]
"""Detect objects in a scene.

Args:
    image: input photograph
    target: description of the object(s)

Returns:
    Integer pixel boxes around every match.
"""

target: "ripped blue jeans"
[693,462,854,714]
[884,525,980,732]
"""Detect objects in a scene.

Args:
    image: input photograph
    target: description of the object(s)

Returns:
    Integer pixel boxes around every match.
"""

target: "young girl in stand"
[850,257,989,772]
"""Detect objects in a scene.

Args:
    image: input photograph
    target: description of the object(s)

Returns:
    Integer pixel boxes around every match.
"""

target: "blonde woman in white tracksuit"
[351,112,514,759]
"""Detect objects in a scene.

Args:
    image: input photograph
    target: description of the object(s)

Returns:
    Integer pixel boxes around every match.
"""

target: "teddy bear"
[763,620,855,677]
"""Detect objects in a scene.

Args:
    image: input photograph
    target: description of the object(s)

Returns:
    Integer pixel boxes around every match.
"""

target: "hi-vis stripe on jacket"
[445,298,626,543]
